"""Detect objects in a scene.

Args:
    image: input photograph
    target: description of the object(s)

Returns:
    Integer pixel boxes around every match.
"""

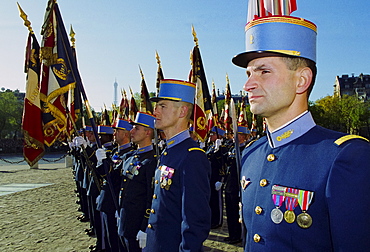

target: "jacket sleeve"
[326,139,370,250]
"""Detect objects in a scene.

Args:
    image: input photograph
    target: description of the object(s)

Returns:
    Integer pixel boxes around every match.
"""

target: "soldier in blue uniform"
[145,79,211,251]
[206,126,226,229]
[232,8,370,251]
[224,125,249,244]
[116,112,157,252]
[95,119,133,252]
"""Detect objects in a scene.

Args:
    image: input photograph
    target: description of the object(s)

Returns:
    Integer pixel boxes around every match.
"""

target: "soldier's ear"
[179,105,189,118]
[296,67,312,94]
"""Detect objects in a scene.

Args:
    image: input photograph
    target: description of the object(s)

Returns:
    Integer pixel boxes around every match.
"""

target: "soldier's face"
[153,100,181,131]
[130,125,147,145]
[114,129,129,146]
[244,57,299,118]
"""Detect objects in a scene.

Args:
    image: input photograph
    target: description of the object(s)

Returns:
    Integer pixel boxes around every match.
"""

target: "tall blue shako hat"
[132,112,156,129]
[112,118,133,131]
[150,79,196,104]
[97,125,114,135]
[232,0,317,68]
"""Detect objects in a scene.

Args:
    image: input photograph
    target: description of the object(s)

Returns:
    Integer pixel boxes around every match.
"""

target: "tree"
[311,95,369,136]
[0,90,23,138]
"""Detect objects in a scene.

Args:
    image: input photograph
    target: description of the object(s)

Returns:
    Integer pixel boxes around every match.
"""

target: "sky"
[1,0,370,110]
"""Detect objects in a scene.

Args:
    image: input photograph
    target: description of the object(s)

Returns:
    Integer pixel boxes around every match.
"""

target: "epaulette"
[188,147,206,153]
[334,135,369,146]
[245,139,257,148]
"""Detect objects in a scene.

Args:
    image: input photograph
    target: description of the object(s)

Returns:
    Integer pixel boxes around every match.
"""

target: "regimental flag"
[129,87,138,121]
[101,106,111,126]
[238,95,250,130]
[251,114,258,133]
[155,51,164,96]
[207,81,220,132]
[139,67,153,114]
[39,2,78,146]
[224,74,233,134]
[118,89,129,120]
[191,27,212,142]
[22,32,45,167]
[67,25,82,134]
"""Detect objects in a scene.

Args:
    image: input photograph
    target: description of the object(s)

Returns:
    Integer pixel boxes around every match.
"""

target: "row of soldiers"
[70,116,257,251]
[69,78,257,252]
[70,112,157,252]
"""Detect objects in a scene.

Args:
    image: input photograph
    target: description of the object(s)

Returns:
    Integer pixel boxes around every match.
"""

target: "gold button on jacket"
[255,206,263,215]
[253,234,261,243]
[260,179,268,187]
[267,154,276,161]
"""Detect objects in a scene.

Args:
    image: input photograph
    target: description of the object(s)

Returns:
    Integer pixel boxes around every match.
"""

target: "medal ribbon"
[285,188,299,211]
[271,185,286,207]
[298,190,314,211]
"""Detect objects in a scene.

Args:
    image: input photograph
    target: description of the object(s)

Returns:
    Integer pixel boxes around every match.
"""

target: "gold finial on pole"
[155,51,161,66]
[69,25,76,48]
[17,2,34,34]
[226,73,230,85]
[139,65,144,80]
[129,86,134,97]
[191,24,199,46]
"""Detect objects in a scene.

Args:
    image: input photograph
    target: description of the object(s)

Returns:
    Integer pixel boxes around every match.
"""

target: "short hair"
[173,101,194,121]
[143,127,154,139]
[281,56,317,97]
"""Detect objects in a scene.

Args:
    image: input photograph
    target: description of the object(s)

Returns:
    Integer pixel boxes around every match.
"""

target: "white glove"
[95,148,107,166]
[68,141,75,149]
[136,230,147,248]
[214,139,222,152]
[215,181,222,191]
[74,136,87,148]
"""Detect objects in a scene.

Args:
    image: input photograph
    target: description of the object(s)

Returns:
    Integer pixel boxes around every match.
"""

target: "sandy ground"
[0,155,243,252]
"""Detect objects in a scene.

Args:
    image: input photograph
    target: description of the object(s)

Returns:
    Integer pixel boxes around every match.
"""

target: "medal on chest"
[271,185,286,224]
[297,189,314,228]
[284,188,299,223]
[159,165,175,190]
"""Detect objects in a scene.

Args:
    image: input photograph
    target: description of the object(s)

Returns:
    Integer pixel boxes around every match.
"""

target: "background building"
[334,73,370,101]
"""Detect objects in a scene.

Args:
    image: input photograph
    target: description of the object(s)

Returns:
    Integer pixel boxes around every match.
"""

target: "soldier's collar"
[119,143,131,151]
[103,142,113,148]
[267,111,316,148]
[136,144,153,154]
[166,130,190,149]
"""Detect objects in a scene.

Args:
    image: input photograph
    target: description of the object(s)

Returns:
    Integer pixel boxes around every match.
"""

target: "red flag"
[224,75,233,134]
[118,89,129,120]
[139,67,153,114]
[22,32,45,166]
[129,87,138,121]
[238,96,249,130]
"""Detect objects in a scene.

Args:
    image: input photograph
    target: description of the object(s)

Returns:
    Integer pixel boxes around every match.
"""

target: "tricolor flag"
[22,32,45,167]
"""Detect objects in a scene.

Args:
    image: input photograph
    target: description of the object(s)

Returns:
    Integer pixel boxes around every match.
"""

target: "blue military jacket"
[241,111,370,251]
[146,130,211,252]
[96,143,133,213]
[117,145,156,238]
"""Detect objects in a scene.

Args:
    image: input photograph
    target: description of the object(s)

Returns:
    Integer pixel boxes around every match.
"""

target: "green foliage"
[0,90,23,138]
[309,95,370,135]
